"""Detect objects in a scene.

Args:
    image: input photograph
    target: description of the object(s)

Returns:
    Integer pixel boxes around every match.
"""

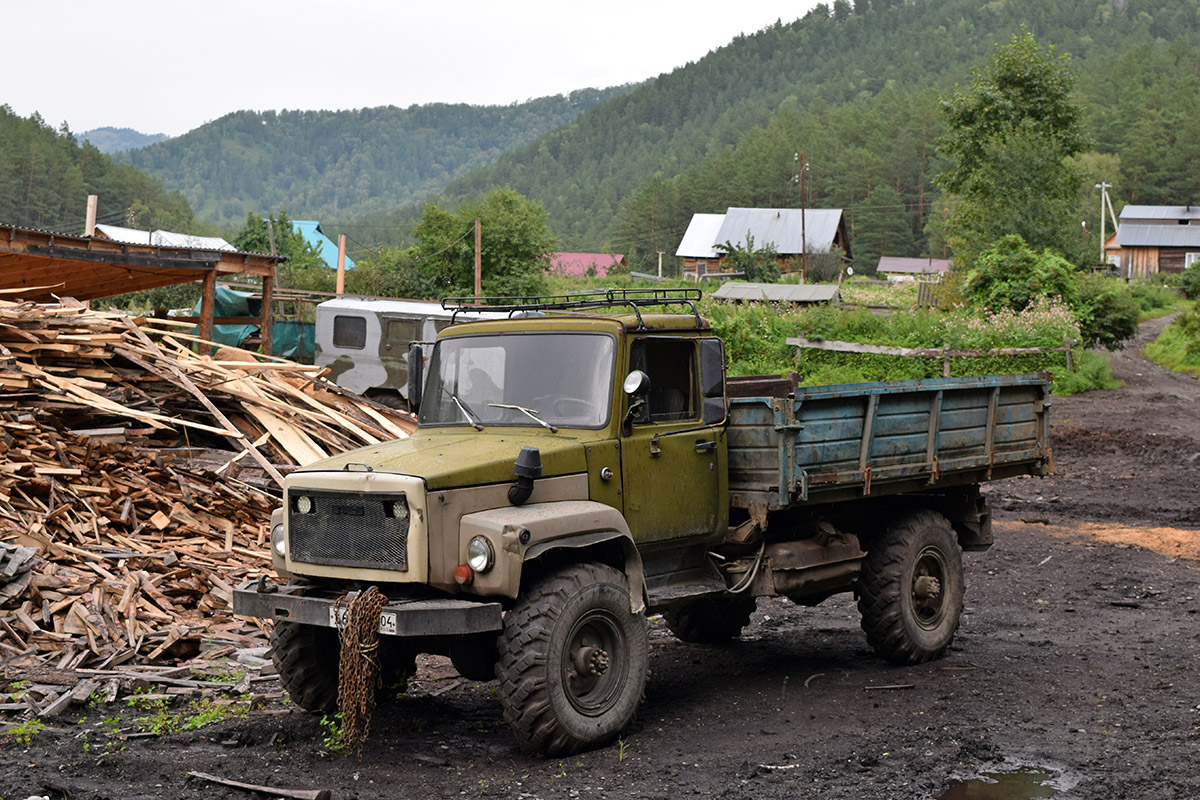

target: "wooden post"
[84,195,98,237]
[336,234,347,295]
[260,269,274,356]
[199,271,216,356]
[474,218,482,303]
[267,219,277,256]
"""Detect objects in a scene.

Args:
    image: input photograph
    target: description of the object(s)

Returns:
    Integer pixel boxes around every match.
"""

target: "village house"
[675,208,849,279]
[548,252,626,278]
[1103,205,1200,279]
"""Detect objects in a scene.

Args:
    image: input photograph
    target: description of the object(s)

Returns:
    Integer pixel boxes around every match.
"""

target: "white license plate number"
[329,607,398,635]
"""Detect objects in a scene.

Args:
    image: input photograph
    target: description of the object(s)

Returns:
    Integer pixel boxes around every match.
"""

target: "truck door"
[621,337,726,544]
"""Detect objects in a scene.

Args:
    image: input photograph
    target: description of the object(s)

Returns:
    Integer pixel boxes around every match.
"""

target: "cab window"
[629,338,696,423]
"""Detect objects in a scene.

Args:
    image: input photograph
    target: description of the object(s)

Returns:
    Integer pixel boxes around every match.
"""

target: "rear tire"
[496,563,649,756]
[663,596,756,644]
[856,510,964,664]
[271,621,340,713]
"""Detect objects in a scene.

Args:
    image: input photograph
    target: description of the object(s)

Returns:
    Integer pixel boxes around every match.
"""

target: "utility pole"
[336,234,347,295]
[1095,182,1112,266]
[657,251,664,278]
[84,194,98,237]
[800,149,809,282]
[474,218,482,303]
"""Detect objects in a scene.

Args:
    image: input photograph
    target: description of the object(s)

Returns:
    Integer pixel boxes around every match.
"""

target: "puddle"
[937,767,1056,799]
[937,760,1080,800]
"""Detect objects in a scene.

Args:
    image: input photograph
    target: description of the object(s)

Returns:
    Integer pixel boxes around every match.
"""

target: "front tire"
[271,621,340,713]
[856,510,964,664]
[496,563,649,756]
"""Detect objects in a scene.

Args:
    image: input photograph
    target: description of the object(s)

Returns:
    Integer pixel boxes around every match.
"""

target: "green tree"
[232,210,332,291]
[409,188,556,298]
[937,30,1088,268]
[715,233,781,283]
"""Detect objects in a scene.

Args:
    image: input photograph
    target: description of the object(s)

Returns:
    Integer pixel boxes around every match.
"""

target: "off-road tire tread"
[663,596,756,644]
[495,563,648,756]
[856,509,964,665]
[271,620,340,713]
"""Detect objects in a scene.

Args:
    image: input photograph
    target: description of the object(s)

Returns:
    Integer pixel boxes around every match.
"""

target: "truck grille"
[288,490,409,572]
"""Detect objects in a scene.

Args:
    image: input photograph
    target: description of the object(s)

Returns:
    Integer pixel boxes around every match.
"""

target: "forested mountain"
[117,87,638,228]
[78,127,168,154]
[0,106,204,235]
[351,0,1200,272]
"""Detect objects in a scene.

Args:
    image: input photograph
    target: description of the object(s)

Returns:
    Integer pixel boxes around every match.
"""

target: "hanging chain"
[334,586,387,759]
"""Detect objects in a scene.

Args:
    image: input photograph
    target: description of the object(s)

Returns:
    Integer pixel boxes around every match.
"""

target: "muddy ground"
[3,316,1199,800]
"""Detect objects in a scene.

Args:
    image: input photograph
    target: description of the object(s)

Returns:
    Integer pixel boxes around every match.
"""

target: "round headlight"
[271,523,286,557]
[390,499,409,523]
[466,536,495,573]
[295,495,313,514]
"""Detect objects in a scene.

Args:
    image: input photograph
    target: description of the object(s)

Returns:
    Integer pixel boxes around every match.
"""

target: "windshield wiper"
[452,394,483,430]
[488,403,558,433]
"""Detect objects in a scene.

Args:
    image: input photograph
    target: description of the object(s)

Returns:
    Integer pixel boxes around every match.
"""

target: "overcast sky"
[6,0,823,137]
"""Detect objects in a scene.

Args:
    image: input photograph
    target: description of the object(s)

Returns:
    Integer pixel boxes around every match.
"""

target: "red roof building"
[548,252,625,278]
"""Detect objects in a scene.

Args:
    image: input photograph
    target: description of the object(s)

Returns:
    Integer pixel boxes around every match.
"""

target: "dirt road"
[4,318,1199,800]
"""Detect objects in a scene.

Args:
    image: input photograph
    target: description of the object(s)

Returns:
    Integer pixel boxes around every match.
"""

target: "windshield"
[419,332,615,429]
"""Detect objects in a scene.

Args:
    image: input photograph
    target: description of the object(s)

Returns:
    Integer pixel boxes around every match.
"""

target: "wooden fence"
[786,336,1077,377]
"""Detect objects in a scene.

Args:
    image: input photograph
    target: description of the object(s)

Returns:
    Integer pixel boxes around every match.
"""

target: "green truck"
[234,289,1052,755]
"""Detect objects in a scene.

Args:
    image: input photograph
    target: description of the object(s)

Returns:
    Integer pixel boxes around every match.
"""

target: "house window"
[1186,252,1200,269]
[332,315,367,350]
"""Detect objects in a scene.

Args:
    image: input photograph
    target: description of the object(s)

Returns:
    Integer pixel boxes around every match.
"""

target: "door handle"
[694,440,717,453]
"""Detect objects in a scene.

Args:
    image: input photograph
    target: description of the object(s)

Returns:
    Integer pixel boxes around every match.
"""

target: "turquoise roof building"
[291,220,355,271]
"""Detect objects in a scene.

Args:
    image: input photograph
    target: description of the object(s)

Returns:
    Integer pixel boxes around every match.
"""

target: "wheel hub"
[574,645,610,676]
[913,575,941,599]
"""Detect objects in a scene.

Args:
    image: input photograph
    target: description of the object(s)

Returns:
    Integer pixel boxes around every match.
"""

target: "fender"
[458,500,646,613]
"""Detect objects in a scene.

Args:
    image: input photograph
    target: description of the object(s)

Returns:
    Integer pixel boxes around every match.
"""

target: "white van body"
[315,297,494,401]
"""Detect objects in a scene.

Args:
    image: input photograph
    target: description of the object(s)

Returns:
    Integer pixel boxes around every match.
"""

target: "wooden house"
[676,208,849,279]
[1104,205,1200,279]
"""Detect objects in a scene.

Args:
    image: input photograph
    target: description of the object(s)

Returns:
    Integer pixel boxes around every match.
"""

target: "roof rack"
[441,288,704,329]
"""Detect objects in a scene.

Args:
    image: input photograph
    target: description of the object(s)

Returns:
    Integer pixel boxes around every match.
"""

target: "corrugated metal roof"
[715,208,842,255]
[1114,224,1200,248]
[676,213,726,257]
[95,223,236,251]
[876,256,952,274]
[1119,205,1200,222]
[712,281,839,303]
[548,252,624,278]
[292,220,356,270]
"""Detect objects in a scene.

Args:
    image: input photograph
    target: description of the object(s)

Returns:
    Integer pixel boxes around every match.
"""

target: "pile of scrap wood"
[0,298,416,682]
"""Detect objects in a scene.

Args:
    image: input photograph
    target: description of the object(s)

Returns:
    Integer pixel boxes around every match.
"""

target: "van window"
[332,315,367,349]
[385,318,421,347]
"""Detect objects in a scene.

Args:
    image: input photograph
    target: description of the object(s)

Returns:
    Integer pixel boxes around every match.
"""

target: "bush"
[1050,351,1122,395]
[965,235,1076,312]
[1129,282,1181,317]
[1145,306,1200,376]
[1071,274,1140,350]
[1180,261,1200,300]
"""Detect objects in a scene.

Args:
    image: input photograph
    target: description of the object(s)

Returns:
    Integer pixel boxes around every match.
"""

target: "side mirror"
[406,343,424,412]
[623,369,651,397]
[698,338,727,426]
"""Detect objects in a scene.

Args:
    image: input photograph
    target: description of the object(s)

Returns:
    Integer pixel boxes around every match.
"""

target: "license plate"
[329,606,398,635]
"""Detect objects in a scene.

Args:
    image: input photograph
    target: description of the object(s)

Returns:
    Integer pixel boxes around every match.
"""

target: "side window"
[630,338,697,423]
[332,315,367,349]
[384,318,421,347]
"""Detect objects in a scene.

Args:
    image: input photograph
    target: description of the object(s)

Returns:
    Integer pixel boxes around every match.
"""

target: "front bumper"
[233,580,503,637]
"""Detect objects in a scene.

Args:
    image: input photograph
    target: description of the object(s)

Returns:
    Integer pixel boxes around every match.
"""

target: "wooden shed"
[0,223,283,351]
